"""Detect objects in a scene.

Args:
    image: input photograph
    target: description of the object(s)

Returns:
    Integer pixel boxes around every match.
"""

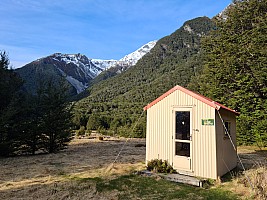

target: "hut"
[144,85,239,179]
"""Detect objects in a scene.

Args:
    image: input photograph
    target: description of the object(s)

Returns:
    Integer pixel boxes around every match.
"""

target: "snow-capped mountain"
[119,40,157,66]
[93,40,157,75]
[90,40,157,74]
[16,40,157,95]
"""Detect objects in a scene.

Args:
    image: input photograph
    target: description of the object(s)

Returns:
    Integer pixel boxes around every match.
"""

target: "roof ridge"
[144,85,239,115]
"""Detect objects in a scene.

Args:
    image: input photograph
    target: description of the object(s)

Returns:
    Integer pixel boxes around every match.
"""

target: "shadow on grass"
[92,174,240,200]
[0,173,241,200]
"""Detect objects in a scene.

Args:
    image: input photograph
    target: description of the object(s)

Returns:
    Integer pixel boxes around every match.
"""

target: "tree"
[0,51,24,156]
[86,114,103,130]
[38,80,73,153]
[0,52,74,156]
[195,0,267,145]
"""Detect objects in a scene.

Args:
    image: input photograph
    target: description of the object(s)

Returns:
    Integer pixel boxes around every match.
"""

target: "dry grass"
[220,146,267,199]
[0,137,146,199]
[0,138,266,199]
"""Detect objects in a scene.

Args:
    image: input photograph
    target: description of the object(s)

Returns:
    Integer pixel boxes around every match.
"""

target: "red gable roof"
[143,85,239,115]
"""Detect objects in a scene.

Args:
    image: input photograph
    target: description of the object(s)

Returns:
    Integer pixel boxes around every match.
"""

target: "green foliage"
[192,0,267,146]
[147,159,176,174]
[0,55,73,156]
[0,51,24,156]
[76,126,86,136]
[86,114,104,130]
[35,79,73,153]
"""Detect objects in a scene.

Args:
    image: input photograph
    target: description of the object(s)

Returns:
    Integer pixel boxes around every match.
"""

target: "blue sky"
[0,0,232,68]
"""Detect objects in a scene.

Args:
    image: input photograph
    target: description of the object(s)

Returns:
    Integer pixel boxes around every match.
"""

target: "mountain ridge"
[16,40,156,95]
[72,16,215,136]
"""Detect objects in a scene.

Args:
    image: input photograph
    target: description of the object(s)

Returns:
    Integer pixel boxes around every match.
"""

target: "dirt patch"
[237,146,267,169]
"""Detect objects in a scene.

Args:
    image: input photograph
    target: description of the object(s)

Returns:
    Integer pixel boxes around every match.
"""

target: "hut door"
[173,108,192,172]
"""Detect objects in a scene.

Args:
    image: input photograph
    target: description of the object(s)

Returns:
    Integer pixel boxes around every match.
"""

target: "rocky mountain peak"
[16,41,157,95]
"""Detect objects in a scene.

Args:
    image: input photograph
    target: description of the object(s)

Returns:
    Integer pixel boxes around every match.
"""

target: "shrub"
[76,126,86,136]
[85,130,92,137]
[147,159,176,174]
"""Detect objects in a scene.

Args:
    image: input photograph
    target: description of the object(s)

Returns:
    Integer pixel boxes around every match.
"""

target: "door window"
[175,142,190,157]
[175,111,190,140]
[175,111,191,157]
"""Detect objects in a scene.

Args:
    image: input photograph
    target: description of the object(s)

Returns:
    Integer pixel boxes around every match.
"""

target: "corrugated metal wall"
[146,90,218,179]
[215,109,237,177]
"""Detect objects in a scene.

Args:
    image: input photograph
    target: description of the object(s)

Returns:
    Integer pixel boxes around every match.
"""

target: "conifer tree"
[0,51,24,156]
[38,80,73,153]
[196,0,267,146]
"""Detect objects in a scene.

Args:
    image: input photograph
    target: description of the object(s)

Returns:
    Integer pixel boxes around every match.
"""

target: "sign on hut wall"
[202,119,214,126]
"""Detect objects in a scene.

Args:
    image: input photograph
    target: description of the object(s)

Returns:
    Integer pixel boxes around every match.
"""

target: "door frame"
[172,106,193,172]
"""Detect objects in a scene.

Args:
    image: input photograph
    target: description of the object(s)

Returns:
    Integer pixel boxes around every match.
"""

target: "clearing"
[0,137,266,199]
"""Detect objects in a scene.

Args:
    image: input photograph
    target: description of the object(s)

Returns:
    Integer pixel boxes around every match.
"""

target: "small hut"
[144,85,239,179]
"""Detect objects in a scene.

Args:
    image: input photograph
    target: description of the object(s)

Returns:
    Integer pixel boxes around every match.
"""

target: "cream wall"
[146,90,220,179]
[215,109,237,177]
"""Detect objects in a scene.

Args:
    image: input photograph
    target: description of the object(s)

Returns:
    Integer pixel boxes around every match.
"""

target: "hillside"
[15,41,156,96]
[74,17,214,136]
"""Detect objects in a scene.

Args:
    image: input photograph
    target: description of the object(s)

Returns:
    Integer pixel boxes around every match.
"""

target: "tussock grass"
[220,146,267,199]
[238,165,267,199]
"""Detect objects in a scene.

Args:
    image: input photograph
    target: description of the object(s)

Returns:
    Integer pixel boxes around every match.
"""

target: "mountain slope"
[79,17,213,104]
[90,40,157,86]
[74,17,214,136]
[16,53,101,95]
[16,41,156,96]
[119,40,157,66]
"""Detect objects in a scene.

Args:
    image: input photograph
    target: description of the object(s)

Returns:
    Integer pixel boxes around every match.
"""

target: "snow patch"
[43,41,157,94]
[119,40,157,65]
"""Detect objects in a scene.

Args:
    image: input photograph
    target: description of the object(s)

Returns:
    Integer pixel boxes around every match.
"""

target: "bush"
[76,126,86,136]
[147,159,176,174]
[85,130,92,137]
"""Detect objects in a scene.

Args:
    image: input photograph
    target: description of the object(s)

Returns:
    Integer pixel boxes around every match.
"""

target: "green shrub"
[147,159,176,174]
[76,126,86,136]
[85,130,92,137]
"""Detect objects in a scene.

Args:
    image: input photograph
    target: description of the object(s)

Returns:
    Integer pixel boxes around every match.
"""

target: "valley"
[0,136,266,199]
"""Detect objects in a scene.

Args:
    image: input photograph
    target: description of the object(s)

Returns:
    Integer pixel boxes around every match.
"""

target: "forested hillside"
[73,17,214,137]
[190,0,267,146]
[74,0,266,147]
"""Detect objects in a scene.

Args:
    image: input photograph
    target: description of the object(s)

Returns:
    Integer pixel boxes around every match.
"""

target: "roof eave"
[143,85,239,116]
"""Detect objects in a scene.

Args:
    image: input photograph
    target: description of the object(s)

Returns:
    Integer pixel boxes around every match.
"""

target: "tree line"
[0,52,73,156]
[73,0,266,147]
[1,0,265,155]
[190,0,267,147]
[73,17,213,138]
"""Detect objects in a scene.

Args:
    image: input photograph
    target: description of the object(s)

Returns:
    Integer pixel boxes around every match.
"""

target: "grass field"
[0,137,266,199]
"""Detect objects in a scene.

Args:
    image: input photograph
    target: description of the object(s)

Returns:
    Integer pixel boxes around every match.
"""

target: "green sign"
[202,119,214,126]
